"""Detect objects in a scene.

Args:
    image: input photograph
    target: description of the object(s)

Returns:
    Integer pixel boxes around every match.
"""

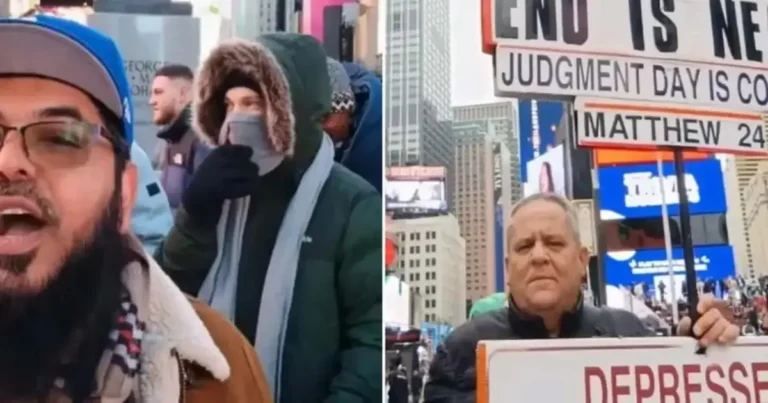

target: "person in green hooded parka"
[154,33,382,402]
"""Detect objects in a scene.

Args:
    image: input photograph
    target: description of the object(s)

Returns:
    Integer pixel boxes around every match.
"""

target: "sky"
[449,1,497,106]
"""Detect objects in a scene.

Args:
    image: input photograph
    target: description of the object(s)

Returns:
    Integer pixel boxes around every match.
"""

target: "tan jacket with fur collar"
[135,255,271,403]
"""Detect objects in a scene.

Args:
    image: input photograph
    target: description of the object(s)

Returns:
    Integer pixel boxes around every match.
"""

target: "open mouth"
[0,205,46,256]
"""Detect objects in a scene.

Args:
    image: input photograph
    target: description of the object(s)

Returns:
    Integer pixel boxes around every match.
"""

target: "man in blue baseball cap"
[0,15,270,402]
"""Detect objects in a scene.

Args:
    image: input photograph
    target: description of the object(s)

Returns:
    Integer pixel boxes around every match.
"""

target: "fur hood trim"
[193,38,295,156]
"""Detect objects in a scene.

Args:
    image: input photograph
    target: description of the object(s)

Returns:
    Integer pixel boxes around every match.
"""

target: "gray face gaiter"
[220,112,284,176]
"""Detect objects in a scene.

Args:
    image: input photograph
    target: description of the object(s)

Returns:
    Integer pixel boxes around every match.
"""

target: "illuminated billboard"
[385,166,448,213]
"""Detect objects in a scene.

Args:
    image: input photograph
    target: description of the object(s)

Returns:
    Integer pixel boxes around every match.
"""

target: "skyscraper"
[743,163,768,277]
[724,155,768,277]
[232,0,279,37]
[384,0,453,177]
[453,105,516,303]
[453,101,521,206]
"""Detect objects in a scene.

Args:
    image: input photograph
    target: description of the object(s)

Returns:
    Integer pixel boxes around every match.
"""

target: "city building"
[453,101,521,206]
[231,0,281,37]
[384,0,453,196]
[453,102,518,303]
[742,161,768,277]
[389,215,466,326]
[724,155,768,277]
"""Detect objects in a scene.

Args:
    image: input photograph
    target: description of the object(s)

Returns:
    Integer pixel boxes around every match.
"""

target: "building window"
[392,11,402,31]
[408,9,417,29]
[390,105,401,126]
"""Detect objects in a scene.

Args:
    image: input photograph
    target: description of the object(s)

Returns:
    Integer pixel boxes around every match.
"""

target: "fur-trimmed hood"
[193,33,332,167]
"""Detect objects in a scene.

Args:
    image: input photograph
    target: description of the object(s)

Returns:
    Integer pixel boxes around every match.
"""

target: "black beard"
[0,190,135,402]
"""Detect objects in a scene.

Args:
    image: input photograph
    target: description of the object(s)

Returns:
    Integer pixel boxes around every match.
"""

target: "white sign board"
[478,337,768,403]
[492,0,768,110]
[574,97,768,155]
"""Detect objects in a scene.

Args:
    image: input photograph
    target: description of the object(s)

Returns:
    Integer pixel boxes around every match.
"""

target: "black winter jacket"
[423,300,656,402]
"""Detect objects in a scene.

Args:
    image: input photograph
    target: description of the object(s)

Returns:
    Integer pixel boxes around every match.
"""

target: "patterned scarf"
[36,262,149,403]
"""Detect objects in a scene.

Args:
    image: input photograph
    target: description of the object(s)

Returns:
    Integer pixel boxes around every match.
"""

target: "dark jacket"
[338,63,382,194]
[155,34,382,403]
[155,106,211,209]
[423,299,654,403]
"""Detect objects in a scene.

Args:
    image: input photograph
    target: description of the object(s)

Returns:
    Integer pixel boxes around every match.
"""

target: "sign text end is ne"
[492,0,768,111]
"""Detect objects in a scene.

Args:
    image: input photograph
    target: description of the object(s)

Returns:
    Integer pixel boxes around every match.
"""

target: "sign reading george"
[492,0,768,110]
[477,338,768,402]
[575,98,768,155]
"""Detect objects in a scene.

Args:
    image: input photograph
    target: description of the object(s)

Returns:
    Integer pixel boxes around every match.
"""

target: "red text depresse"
[584,362,768,402]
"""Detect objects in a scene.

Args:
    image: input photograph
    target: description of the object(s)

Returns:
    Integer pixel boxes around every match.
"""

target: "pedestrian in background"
[324,57,382,193]
[129,143,173,256]
[155,33,382,402]
[150,64,210,210]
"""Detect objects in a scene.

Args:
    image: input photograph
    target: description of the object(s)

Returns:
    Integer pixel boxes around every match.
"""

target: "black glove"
[182,144,260,226]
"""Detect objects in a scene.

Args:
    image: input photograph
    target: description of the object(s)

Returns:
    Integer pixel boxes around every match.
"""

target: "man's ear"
[120,162,138,234]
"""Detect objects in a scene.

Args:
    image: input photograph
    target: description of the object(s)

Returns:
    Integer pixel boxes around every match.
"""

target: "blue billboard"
[604,245,735,287]
[598,159,726,219]
[517,100,564,183]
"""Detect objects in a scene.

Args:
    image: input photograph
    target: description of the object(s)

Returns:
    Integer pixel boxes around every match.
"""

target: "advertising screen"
[524,144,566,196]
[385,180,447,211]
[386,166,448,213]
[604,245,735,300]
[517,100,563,183]
[598,159,726,220]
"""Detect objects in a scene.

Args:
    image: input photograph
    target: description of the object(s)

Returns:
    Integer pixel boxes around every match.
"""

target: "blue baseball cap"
[0,15,134,147]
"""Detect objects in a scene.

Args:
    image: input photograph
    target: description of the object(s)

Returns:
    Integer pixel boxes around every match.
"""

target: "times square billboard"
[517,100,565,184]
[385,166,448,214]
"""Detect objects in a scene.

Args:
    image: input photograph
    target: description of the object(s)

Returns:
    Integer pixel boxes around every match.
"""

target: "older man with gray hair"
[424,192,740,402]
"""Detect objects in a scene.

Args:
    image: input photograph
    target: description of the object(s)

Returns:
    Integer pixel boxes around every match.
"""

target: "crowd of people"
[0,13,382,402]
[618,275,768,334]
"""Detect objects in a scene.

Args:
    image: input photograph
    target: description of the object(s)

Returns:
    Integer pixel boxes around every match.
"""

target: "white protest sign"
[477,337,768,403]
[492,0,768,110]
[573,97,768,155]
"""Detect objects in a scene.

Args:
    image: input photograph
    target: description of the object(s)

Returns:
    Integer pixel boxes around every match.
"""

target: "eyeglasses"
[0,120,126,169]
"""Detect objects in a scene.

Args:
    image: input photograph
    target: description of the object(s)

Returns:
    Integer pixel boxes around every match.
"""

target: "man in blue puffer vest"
[323,58,382,193]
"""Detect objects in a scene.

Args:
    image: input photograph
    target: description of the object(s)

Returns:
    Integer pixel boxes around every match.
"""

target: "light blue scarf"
[198,134,334,400]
